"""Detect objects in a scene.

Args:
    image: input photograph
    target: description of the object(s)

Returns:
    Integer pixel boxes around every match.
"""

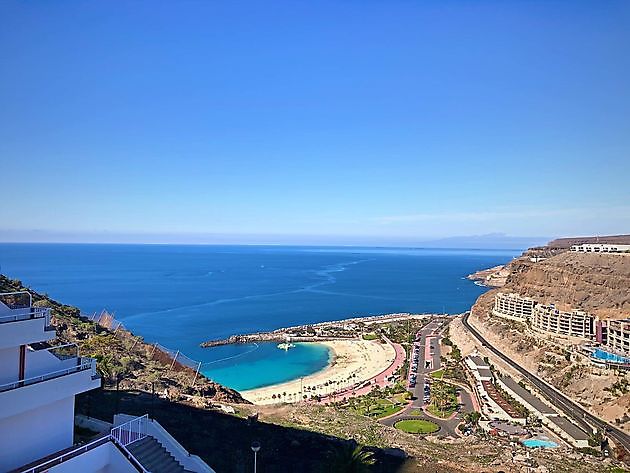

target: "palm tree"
[327,445,376,473]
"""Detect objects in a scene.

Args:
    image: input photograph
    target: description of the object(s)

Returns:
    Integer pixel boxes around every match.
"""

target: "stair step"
[126,436,185,473]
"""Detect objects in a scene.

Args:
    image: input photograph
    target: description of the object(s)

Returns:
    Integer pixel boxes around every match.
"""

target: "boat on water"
[277,342,296,351]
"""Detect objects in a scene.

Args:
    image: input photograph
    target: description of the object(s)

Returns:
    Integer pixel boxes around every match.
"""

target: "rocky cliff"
[504,251,630,318]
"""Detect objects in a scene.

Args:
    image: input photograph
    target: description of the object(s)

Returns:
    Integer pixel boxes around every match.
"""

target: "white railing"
[111,414,149,447]
[0,357,96,393]
[0,306,51,325]
[19,435,111,473]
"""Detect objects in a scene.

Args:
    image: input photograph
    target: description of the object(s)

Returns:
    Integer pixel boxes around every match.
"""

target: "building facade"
[0,291,215,473]
[492,292,536,321]
[607,319,630,356]
[570,243,630,254]
[531,304,594,340]
[0,291,101,471]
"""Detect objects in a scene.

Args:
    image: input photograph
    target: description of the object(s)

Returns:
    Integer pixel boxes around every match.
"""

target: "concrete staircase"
[127,436,187,473]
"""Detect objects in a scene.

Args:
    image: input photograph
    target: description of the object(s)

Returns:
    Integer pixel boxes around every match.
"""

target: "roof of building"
[498,376,557,415]
[469,355,489,368]
[477,368,493,379]
[551,416,590,441]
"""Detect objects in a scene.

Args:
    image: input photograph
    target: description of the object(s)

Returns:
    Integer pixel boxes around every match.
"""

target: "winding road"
[462,312,630,453]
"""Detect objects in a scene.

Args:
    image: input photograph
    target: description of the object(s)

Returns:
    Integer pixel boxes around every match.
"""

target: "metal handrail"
[111,414,149,446]
[0,291,32,308]
[0,306,51,325]
[0,358,96,393]
[111,415,151,473]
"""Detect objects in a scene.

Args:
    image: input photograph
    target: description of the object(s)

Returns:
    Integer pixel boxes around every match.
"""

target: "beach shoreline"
[240,338,400,405]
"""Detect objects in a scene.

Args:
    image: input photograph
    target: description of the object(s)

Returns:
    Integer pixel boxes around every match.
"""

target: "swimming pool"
[592,349,630,364]
[522,439,558,448]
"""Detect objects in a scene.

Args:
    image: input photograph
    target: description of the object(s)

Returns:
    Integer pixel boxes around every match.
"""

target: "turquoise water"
[203,342,331,391]
[0,244,517,390]
[592,348,630,364]
[522,439,558,448]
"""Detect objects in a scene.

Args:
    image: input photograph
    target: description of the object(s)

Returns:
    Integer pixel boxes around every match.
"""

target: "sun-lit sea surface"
[0,244,518,390]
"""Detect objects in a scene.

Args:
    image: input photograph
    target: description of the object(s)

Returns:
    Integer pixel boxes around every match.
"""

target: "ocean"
[0,243,517,390]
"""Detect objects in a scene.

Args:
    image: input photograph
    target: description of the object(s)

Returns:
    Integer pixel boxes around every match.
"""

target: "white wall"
[0,367,100,419]
[25,347,77,378]
[0,397,75,472]
[0,316,55,350]
[49,442,139,473]
[0,347,19,385]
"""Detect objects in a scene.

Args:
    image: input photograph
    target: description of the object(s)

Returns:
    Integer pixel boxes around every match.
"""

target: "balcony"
[0,344,100,419]
[0,292,55,349]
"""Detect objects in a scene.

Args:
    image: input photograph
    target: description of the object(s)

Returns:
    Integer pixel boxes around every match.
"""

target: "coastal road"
[462,312,630,453]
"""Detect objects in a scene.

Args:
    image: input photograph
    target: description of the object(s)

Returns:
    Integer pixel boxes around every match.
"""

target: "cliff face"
[503,252,630,318]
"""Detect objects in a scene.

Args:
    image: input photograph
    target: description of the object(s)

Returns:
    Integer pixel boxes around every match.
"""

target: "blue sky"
[1,1,629,245]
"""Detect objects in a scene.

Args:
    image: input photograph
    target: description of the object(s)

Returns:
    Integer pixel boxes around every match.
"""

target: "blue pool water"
[522,439,558,448]
[592,348,630,364]
[0,243,517,390]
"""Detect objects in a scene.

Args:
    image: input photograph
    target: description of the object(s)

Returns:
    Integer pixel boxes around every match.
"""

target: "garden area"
[427,379,459,418]
[394,419,439,434]
[342,384,411,419]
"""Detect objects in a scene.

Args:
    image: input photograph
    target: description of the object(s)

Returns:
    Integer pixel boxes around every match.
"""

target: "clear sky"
[1,1,629,245]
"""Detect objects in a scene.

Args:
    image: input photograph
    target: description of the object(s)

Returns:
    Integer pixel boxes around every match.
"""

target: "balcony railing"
[0,357,97,393]
[0,306,51,328]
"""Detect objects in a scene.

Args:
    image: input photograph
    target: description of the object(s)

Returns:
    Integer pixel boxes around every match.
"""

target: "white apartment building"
[570,243,630,254]
[1,291,215,473]
[607,318,630,356]
[492,292,536,322]
[531,304,594,340]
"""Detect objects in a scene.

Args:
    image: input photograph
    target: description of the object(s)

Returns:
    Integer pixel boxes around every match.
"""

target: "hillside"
[464,239,630,431]
[0,274,246,404]
[505,251,630,319]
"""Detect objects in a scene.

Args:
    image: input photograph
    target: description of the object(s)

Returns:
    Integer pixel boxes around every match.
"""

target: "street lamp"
[251,441,261,473]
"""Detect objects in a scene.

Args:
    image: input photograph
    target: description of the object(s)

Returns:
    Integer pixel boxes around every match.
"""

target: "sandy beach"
[240,339,397,405]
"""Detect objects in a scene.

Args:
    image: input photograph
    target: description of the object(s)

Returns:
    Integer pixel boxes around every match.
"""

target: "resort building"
[531,304,594,340]
[570,243,630,254]
[606,318,630,356]
[0,291,214,473]
[492,292,536,322]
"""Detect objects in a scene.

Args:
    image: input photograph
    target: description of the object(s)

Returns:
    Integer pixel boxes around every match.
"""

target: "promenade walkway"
[320,336,406,403]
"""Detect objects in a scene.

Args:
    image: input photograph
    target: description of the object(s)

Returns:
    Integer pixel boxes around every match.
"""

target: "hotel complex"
[492,292,595,340]
[491,292,536,321]
[570,243,630,254]
[0,291,214,473]
[492,292,630,365]
[606,319,630,356]
[531,305,594,339]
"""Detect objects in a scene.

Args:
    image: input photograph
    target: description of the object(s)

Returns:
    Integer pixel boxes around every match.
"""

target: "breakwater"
[200,312,434,348]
